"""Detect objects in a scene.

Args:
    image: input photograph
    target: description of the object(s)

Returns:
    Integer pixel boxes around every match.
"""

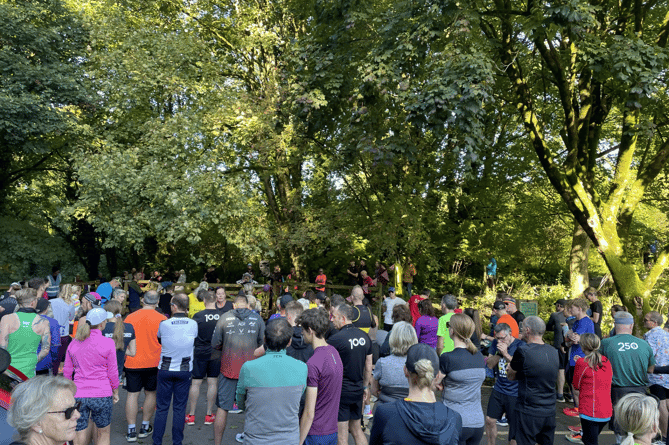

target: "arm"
[437,336,444,356]
[507,348,522,381]
[0,316,12,349]
[487,354,501,369]
[211,319,224,351]
[235,366,248,411]
[125,339,137,357]
[299,387,318,445]
[371,376,381,397]
[63,345,74,380]
[107,344,120,400]
[591,312,601,323]
[35,317,51,362]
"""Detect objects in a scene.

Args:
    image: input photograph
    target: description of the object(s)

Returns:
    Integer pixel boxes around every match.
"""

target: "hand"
[113,390,119,404]
[569,333,580,343]
[497,341,508,355]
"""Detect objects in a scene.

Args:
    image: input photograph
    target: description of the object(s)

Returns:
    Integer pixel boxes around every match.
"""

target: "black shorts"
[514,410,556,445]
[216,375,238,411]
[558,349,567,369]
[566,366,575,386]
[650,384,669,400]
[338,393,363,422]
[124,367,158,393]
[192,356,220,379]
[486,389,517,441]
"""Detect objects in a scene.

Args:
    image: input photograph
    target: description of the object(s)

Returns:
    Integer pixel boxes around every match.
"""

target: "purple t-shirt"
[306,344,344,436]
[415,315,439,348]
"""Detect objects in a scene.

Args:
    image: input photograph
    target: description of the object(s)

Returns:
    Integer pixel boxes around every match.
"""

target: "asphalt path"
[106,384,618,445]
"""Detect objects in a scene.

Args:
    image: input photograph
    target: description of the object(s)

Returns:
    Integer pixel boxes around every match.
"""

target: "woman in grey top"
[439,313,487,445]
[372,322,417,405]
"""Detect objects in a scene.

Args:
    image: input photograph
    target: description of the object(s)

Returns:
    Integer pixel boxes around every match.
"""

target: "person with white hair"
[614,393,660,445]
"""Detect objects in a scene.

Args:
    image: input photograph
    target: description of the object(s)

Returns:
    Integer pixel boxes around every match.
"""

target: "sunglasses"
[48,401,81,420]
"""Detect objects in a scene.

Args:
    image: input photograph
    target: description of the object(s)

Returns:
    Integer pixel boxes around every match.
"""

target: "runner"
[437,294,457,355]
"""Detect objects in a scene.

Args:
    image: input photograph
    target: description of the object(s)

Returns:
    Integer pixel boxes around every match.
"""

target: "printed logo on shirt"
[617,341,639,351]
[204,313,220,322]
[348,337,366,349]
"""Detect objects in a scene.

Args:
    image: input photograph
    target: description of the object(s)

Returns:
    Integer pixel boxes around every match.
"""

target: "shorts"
[338,393,363,422]
[125,367,158,393]
[305,432,338,445]
[566,366,575,386]
[192,356,220,379]
[216,375,238,411]
[486,389,517,441]
[514,410,556,445]
[76,396,113,431]
[558,349,567,369]
[650,384,669,400]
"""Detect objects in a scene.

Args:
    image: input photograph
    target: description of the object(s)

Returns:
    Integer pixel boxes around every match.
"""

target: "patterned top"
[645,326,669,388]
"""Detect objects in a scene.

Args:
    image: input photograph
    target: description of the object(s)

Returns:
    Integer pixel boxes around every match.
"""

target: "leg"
[152,371,172,445]
[349,418,368,445]
[171,372,192,445]
[213,408,228,445]
[188,378,203,416]
[337,421,350,445]
[206,377,218,415]
[557,369,565,397]
[95,425,111,445]
[74,423,93,445]
[485,416,497,445]
[660,399,669,438]
[126,391,140,426]
[143,390,157,423]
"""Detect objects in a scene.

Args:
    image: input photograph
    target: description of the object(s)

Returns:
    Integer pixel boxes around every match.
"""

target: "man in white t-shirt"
[381,287,405,331]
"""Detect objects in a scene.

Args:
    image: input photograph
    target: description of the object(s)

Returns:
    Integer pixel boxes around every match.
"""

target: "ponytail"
[464,337,478,355]
[104,301,125,350]
[412,359,435,389]
[74,317,104,342]
[580,333,603,369]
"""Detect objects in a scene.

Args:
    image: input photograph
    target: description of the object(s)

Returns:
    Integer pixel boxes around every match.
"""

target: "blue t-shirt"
[487,258,497,276]
[569,317,595,367]
[489,339,520,396]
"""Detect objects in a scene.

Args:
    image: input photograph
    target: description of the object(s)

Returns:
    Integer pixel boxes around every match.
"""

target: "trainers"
[563,407,579,417]
[566,433,583,444]
[126,429,137,442]
[138,425,153,438]
[568,425,582,433]
[229,403,243,414]
[497,418,509,427]
[557,395,566,403]
[204,414,216,425]
[564,393,574,402]
[363,405,373,419]
[235,433,245,443]
[185,414,195,425]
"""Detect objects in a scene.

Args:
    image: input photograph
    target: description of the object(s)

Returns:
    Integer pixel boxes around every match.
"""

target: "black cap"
[279,294,294,309]
[405,343,439,375]
[493,301,506,310]
[555,298,567,306]
[35,298,50,313]
[315,291,327,301]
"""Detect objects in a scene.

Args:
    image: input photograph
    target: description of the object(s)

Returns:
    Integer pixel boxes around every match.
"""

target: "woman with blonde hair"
[439,313,486,445]
[370,343,462,445]
[101,300,136,380]
[63,307,119,445]
[372,322,418,405]
[188,282,208,318]
[7,376,82,445]
[566,333,612,445]
[614,393,660,445]
[50,284,80,374]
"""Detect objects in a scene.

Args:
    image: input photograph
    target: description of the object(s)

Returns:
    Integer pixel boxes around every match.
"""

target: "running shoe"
[568,425,582,433]
[564,393,574,402]
[557,395,566,403]
[363,405,373,419]
[185,414,195,425]
[204,414,216,425]
[126,429,137,442]
[566,433,583,444]
[138,424,153,438]
[563,407,579,417]
[229,403,243,414]
[496,418,509,427]
[235,433,245,443]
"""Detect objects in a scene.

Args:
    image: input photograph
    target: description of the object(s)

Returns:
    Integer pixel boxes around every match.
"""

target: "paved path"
[108,385,617,445]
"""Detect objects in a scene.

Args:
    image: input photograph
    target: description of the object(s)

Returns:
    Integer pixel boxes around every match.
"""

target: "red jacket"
[573,355,613,419]
[409,295,425,326]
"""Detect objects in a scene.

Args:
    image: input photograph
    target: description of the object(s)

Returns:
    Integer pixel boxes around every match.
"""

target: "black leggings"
[460,427,484,445]
[580,418,607,445]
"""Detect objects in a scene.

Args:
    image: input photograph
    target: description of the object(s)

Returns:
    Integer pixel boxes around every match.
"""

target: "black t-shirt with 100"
[327,324,372,397]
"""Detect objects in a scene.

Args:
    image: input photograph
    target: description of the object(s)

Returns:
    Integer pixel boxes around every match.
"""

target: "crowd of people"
[1,272,669,445]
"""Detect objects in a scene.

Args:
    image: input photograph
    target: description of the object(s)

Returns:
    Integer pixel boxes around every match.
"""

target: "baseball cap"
[503,296,516,304]
[555,298,567,306]
[247,263,252,267]
[388,286,395,293]
[10,282,21,289]
[315,291,327,301]
[83,292,102,306]
[405,343,440,376]
[86,307,108,326]
[35,298,50,313]
[493,301,506,310]
[279,294,294,308]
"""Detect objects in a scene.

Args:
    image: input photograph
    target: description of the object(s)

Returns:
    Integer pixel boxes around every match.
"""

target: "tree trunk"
[569,220,591,298]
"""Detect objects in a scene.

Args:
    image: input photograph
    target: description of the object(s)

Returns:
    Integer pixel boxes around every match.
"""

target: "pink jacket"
[64,329,119,398]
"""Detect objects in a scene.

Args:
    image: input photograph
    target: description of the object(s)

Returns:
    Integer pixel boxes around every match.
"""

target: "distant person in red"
[409,289,430,326]
[360,270,375,301]
[315,269,327,293]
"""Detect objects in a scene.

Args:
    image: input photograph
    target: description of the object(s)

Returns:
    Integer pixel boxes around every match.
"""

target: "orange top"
[124,309,167,369]
[315,274,327,292]
[497,313,519,338]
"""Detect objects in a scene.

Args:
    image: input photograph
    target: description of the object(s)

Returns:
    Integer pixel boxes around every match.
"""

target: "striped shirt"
[158,314,197,372]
